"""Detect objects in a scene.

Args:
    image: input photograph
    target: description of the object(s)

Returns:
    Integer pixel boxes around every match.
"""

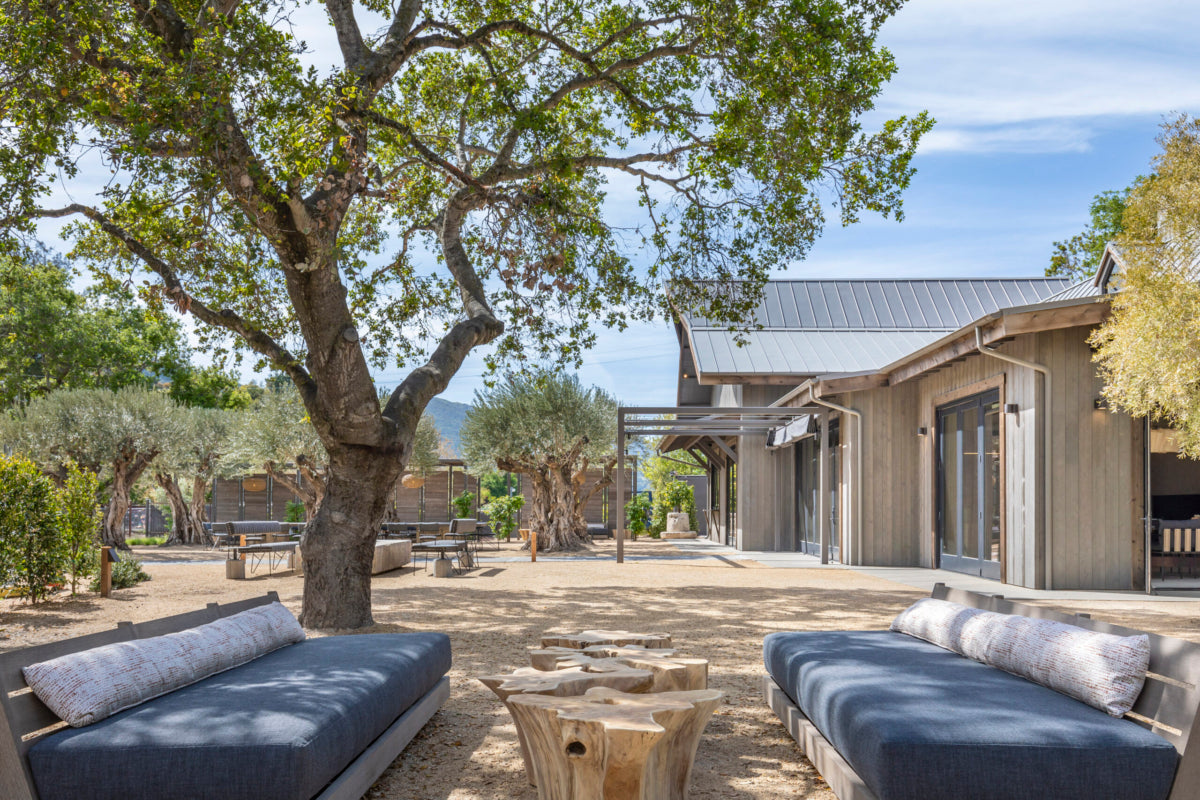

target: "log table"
[529,647,708,692]
[478,665,655,787]
[540,630,673,649]
[507,687,723,800]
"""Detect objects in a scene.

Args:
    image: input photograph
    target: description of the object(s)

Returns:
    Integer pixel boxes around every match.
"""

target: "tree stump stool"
[507,686,723,800]
[530,645,679,671]
[478,666,654,786]
[529,648,708,692]
[541,630,673,649]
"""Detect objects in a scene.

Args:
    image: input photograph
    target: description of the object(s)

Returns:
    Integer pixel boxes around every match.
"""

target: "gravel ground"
[4,537,1200,799]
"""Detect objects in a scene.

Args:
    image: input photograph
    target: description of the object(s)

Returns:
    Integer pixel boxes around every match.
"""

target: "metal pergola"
[613,405,818,563]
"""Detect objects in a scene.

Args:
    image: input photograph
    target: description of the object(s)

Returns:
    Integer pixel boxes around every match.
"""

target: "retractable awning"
[766,414,816,449]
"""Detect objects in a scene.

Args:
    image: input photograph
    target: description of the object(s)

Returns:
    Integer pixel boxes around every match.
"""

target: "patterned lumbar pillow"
[889,597,984,655]
[23,602,305,727]
[892,598,1150,717]
[967,612,1150,717]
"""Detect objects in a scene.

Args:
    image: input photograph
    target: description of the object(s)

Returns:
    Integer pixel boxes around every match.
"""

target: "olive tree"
[154,406,232,545]
[0,0,929,627]
[224,389,331,519]
[462,373,617,551]
[2,388,176,548]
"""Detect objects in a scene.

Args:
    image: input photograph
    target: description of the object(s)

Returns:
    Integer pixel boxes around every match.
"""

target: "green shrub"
[60,462,101,596]
[285,500,306,523]
[625,493,651,535]
[481,494,524,540]
[649,480,696,537]
[0,454,65,603]
[126,536,166,546]
[90,557,150,591]
[451,490,474,519]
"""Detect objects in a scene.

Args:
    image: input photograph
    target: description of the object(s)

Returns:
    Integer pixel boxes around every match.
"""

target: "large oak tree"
[0,0,929,627]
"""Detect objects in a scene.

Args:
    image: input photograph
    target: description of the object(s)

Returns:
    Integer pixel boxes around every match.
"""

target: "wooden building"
[660,256,1200,591]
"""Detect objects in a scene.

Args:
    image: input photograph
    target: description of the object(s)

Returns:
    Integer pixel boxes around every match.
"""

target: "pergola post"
[818,409,830,565]
[616,408,625,564]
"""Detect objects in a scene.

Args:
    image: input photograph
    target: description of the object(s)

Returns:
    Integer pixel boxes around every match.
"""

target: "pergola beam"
[614,405,815,564]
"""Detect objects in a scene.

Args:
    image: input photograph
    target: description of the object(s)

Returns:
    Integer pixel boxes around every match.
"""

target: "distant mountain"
[425,397,470,458]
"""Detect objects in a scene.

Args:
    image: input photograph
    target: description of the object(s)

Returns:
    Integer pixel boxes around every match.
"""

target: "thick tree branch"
[324,0,372,73]
[385,190,503,427]
[32,204,317,402]
[364,109,486,189]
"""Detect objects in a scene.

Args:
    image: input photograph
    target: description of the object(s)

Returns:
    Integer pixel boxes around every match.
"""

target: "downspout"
[809,392,863,568]
[975,327,1053,590]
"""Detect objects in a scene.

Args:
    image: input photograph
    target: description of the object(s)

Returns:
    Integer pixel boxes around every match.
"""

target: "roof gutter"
[974,327,1054,590]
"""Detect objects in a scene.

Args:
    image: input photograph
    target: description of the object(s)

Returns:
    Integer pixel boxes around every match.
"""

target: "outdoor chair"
[448,518,478,566]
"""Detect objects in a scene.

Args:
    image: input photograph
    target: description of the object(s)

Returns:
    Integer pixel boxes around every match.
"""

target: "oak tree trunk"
[298,451,402,629]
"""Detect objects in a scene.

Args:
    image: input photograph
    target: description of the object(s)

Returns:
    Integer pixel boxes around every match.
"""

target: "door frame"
[929,375,1007,583]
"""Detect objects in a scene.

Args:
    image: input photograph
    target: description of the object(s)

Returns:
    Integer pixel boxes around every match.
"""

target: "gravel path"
[4,538,1199,799]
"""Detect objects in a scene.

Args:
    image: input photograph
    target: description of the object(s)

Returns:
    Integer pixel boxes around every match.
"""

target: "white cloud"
[918,122,1096,154]
[874,0,1200,153]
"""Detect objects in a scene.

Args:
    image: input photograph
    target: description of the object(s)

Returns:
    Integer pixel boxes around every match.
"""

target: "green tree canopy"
[223,388,331,518]
[1,387,177,548]
[1048,186,1137,281]
[1093,116,1200,455]
[462,372,617,550]
[0,249,191,407]
[0,0,929,627]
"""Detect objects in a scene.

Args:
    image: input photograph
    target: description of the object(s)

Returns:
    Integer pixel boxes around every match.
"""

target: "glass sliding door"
[792,421,841,560]
[937,390,1002,580]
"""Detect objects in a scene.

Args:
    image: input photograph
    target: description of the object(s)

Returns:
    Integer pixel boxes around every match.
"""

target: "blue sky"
[36,1,1200,408]
[423,0,1200,405]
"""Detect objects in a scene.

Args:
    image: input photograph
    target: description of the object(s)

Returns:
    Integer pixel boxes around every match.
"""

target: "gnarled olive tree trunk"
[499,446,617,553]
[264,460,326,520]
[101,450,158,549]
[156,472,208,545]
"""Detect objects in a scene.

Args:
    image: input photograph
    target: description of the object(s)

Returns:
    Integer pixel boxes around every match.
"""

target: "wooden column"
[818,410,830,565]
[615,409,625,564]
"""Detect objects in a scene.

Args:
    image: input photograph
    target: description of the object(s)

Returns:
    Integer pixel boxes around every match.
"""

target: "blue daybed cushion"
[29,632,451,800]
[764,630,1178,800]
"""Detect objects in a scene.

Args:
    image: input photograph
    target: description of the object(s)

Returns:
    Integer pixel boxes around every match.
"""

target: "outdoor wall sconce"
[1004,403,1019,414]
[916,426,928,437]
[1094,397,1109,410]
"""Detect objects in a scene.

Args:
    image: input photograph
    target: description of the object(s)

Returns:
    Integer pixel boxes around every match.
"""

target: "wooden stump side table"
[529,648,708,692]
[478,666,655,786]
[507,687,723,800]
[541,630,673,649]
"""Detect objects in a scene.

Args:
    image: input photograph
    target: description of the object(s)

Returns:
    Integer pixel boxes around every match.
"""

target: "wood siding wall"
[838,325,1142,590]
[736,325,1143,590]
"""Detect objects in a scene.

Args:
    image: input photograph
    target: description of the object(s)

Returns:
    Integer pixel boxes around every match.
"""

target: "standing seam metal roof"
[684,279,1074,376]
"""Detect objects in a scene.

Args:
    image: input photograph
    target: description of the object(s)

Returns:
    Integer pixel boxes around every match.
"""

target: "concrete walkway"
[670,536,1200,602]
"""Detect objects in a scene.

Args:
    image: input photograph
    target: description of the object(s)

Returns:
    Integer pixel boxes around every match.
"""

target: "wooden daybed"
[763,583,1200,800]
[0,593,451,800]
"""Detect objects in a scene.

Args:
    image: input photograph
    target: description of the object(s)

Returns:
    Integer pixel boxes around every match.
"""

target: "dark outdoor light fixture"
[1004,403,1019,414]
[1094,397,1109,410]
[916,426,928,437]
